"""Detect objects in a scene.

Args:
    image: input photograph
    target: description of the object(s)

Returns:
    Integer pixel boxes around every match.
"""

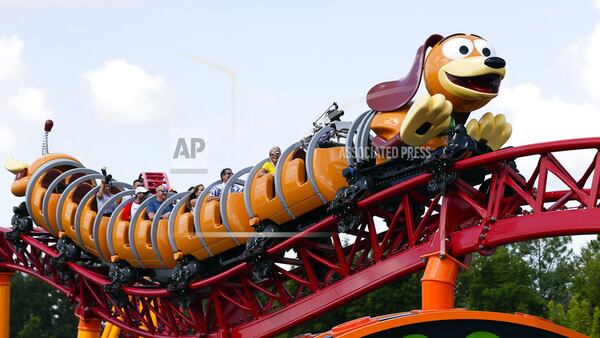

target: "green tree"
[512,237,576,304]
[565,296,593,334]
[548,299,566,325]
[10,273,78,338]
[548,296,599,337]
[456,246,545,315]
[591,306,600,338]
[572,236,600,310]
[548,236,600,337]
[17,315,51,338]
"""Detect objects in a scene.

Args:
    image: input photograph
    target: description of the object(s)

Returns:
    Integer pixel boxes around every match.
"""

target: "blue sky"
[1,0,600,248]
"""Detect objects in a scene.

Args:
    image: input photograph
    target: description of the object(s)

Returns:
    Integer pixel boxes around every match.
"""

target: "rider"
[257,146,281,177]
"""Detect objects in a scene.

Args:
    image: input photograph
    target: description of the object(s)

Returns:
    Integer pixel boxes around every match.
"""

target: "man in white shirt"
[208,168,243,201]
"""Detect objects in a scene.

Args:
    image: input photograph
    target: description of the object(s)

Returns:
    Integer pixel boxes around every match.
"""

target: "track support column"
[420,253,466,310]
[100,323,120,338]
[0,271,14,338]
[77,318,102,338]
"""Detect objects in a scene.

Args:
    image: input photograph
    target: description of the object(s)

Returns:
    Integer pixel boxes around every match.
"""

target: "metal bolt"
[479,234,486,239]
[490,217,497,222]
[483,225,490,231]
[479,244,485,250]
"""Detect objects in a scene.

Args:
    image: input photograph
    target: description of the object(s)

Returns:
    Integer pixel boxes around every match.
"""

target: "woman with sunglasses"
[257,146,281,178]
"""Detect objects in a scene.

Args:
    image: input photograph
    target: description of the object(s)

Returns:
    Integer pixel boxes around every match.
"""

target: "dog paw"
[400,93,452,147]
[466,112,512,150]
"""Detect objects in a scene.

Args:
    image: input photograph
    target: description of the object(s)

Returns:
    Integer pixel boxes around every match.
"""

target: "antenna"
[312,102,344,131]
[42,120,53,155]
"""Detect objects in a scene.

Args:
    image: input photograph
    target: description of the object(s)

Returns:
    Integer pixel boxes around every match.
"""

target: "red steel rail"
[2,138,600,337]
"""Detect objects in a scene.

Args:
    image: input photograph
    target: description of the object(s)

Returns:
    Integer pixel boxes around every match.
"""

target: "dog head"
[4,154,79,197]
[424,34,505,112]
[367,33,505,113]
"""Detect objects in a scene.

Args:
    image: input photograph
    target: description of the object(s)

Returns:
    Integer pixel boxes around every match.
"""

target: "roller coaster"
[1,33,598,337]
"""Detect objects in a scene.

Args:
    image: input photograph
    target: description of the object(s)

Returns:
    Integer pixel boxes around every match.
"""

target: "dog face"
[424,34,506,112]
[367,33,505,114]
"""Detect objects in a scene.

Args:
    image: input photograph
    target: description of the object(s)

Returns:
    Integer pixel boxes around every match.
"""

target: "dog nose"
[485,57,506,69]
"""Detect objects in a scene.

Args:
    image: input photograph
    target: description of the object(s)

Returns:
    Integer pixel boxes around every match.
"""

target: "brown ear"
[366,34,443,112]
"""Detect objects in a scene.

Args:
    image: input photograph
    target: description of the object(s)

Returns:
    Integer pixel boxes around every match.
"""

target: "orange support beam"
[77,318,102,338]
[420,253,466,310]
[0,271,14,338]
[100,323,121,338]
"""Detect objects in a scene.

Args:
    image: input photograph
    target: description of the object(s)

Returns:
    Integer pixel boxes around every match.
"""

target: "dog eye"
[442,38,474,60]
[474,39,497,57]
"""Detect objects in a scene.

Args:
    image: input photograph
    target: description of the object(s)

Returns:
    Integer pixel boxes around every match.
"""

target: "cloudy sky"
[1,1,600,248]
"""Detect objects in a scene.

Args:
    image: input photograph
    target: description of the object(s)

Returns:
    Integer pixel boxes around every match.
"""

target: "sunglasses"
[225,172,234,176]
[157,190,167,193]
[270,152,280,156]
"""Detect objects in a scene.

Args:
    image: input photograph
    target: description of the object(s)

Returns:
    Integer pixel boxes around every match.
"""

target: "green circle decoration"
[466,332,500,338]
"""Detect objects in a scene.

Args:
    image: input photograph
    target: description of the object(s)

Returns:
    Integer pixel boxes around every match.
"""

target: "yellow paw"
[4,158,29,174]
[400,93,452,147]
[466,112,512,150]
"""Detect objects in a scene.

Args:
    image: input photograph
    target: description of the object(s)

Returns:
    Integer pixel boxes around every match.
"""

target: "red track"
[2,138,600,337]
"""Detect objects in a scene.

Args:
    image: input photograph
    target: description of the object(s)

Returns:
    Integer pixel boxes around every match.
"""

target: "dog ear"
[367,34,443,112]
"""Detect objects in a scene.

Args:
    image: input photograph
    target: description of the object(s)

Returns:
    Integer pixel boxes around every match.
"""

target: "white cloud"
[487,82,600,147]
[0,34,54,125]
[85,59,168,125]
[0,126,16,156]
[567,23,600,102]
[485,8,600,148]
[6,86,54,122]
[478,13,600,194]
[0,35,23,83]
